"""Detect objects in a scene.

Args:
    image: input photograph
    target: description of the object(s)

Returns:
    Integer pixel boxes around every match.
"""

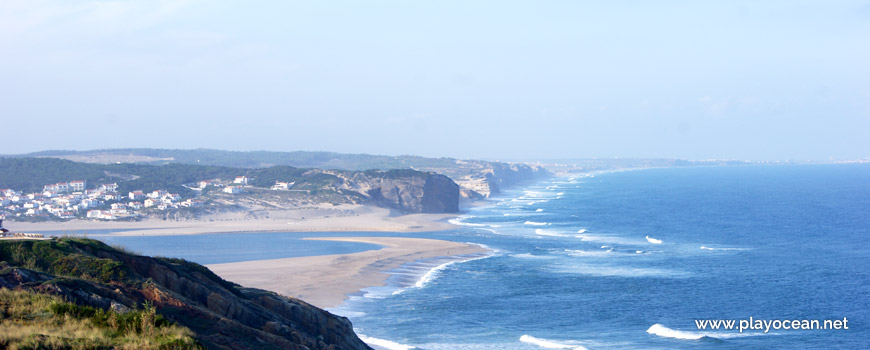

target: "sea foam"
[391,253,493,296]
[359,335,415,350]
[646,324,765,340]
[535,229,570,237]
[645,235,663,244]
[700,246,749,251]
[525,221,550,226]
[448,218,486,227]
[519,335,588,350]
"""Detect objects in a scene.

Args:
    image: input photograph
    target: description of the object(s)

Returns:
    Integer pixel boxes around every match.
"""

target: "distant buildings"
[271,181,295,190]
[233,176,249,185]
[223,186,244,194]
[128,190,146,200]
[198,179,222,188]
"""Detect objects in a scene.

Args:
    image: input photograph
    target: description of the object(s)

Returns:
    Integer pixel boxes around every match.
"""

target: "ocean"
[88,164,870,349]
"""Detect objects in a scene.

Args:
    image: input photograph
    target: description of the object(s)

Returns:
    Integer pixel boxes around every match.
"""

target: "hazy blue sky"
[2,0,868,161]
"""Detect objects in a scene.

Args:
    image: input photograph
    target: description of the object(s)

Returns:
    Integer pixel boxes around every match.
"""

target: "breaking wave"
[359,335,415,350]
[525,221,550,226]
[645,235,663,244]
[519,335,588,350]
[646,323,766,340]
[535,229,570,237]
[701,246,750,251]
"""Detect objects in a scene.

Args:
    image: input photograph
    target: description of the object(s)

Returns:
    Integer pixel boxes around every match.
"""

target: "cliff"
[451,162,551,198]
[334,170,459,213]
[0,238,373,350]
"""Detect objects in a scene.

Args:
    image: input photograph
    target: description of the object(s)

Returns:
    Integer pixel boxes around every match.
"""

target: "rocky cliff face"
[453,163,551,198]
[421,174,460,213]
[0,238,372,350]
[334,170,459,213]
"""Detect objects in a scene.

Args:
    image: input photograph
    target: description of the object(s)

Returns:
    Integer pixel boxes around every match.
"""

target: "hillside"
[0,158,460,220]
[0,237,372,350]
[11,148,552,197]
[0,288,202,349]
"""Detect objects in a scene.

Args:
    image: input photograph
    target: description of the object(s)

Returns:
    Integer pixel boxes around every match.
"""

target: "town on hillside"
[0,176,295,221]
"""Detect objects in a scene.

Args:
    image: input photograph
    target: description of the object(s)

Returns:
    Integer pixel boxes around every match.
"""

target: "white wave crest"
[536,208,544,212]
[392,254,493,295]
[577,228,587,233]
[647,323,766,340]
[448,218,486,227]
[645,235,663,244]
[647,324,704,340]
[701,246,749,251]
[359,335,415,350]
[535,229,570,237]
[525,221,550,226]
[519,335,587,350]
[413,261,457,288]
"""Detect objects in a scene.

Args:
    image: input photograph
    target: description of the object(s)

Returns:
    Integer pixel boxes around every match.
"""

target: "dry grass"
[0,288,202,350]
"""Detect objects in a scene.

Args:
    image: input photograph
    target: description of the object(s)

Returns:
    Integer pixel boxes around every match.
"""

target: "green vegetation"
[0,157,438,197]
[0,288,203,350]
[0,237,372,350]
[0,238,133,285]
[247,165,341,189]
[0,158,241,195]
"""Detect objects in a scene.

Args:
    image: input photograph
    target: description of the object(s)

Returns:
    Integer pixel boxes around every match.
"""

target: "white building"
[128,190,146,200]
[69,180,86,192]
[271,181,295,190]
[223,186,243,194]
[233,176,248,185]
[148,190,169,199]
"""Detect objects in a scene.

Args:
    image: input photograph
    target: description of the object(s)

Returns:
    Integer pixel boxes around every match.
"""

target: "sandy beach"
[8,204,459,236]
[207,237,489,309]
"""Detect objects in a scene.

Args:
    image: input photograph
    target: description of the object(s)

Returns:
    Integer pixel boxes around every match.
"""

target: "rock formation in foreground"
[0,237,372,350]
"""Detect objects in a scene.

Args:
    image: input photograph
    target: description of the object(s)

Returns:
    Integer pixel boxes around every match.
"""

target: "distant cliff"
[451,162,551,198]
[0,238,372,350]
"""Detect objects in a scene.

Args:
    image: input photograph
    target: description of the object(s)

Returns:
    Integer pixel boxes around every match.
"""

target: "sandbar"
[206,237,489,309]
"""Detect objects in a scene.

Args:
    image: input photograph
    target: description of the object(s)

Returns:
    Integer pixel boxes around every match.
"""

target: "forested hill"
[0,157,242,195]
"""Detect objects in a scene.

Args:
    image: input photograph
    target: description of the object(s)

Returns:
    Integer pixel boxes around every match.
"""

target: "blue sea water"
[92,164,869,349]
[339,164,870,349]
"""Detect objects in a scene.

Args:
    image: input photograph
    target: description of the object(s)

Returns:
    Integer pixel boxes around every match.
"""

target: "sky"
[1,0,869,161]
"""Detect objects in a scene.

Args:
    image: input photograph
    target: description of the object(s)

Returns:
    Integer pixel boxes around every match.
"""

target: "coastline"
[206,237,490,309]
[7,204,459,236]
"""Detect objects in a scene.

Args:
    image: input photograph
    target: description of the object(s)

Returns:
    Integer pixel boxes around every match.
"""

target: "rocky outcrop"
[334,170,459,213]
[0,238,372,350]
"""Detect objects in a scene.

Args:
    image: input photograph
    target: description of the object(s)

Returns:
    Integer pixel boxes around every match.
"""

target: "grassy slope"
[0,288,202,350]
